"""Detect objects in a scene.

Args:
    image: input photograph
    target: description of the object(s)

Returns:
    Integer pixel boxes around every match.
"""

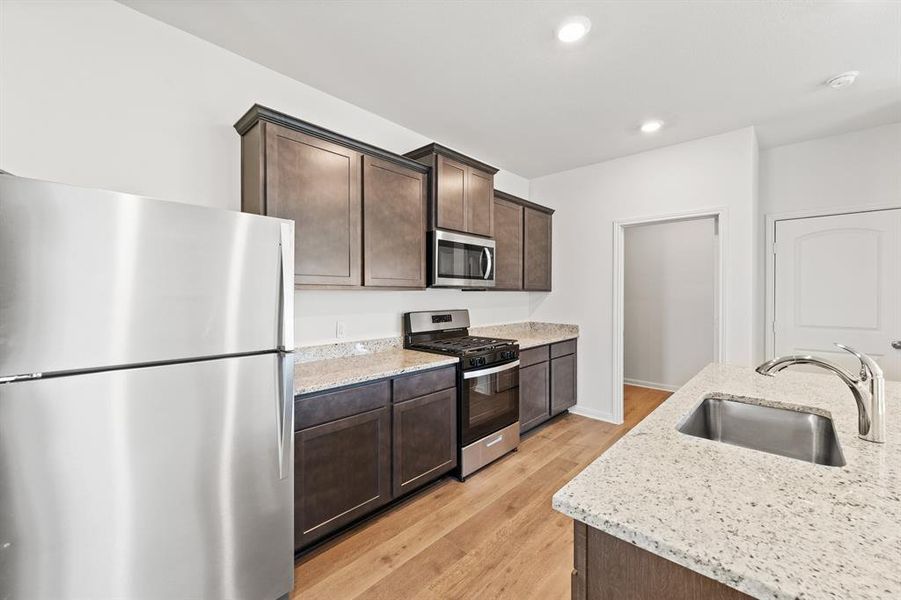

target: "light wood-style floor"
[292,385,671,600]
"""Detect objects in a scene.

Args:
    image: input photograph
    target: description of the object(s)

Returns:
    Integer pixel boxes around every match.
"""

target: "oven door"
[432,230,496,288]
[460,360,520,446]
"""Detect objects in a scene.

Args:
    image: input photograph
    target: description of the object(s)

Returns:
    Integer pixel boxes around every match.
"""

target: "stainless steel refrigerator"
[0,175,295,600]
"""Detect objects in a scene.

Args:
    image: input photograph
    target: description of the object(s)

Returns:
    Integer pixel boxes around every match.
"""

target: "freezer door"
[0,175,294,377]
[0,353,293,600]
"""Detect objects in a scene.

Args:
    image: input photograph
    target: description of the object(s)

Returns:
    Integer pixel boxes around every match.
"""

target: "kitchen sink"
[677,395,846,467]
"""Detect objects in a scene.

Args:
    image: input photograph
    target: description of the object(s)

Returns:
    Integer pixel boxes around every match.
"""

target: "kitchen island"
[553,363,901,600]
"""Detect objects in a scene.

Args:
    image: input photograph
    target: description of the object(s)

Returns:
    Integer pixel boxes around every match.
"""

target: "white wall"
[0,0,533,345]
[760,123,901,216]
[757,123,901,359]
[624,218,716,390]
[530,128,759,421]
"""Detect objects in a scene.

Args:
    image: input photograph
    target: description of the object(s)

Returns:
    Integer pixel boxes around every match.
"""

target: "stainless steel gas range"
[403,310,520,479]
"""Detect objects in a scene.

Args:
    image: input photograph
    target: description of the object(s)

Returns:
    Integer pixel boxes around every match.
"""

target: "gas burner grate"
[409,336,516,355]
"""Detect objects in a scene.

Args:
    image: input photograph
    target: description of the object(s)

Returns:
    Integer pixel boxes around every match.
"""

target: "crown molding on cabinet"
[404,143,499,175]
[234,104,430,175]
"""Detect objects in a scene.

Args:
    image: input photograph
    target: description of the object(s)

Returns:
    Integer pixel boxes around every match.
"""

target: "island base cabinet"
[392,388,457,497]
[572,522,752,600]
[294,407,391,549]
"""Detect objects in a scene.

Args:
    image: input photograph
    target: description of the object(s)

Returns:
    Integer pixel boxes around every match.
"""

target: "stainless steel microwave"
[430,230,496,288]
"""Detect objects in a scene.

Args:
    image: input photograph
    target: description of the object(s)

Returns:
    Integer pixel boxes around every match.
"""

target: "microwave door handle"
[482,247,492,280]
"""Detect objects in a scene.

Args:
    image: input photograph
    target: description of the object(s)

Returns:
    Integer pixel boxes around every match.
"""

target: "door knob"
[892,340,901,350]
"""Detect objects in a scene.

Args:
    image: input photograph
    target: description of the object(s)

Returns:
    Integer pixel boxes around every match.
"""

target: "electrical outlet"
[336,321,346,339]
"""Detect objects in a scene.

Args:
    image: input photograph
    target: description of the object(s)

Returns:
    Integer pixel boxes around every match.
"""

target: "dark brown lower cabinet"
[294,407,391,549]
[551,352,577,415]
[392,388,457,497]
[294,366,457,551]
[572,521,752,600]
[519,340,577,433]
[519,361,550,433]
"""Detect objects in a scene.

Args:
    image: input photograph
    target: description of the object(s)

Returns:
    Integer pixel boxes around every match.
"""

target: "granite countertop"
[469,321,579,349]
[553,363,901,600]
[294,349,457,395]
[293,321,578,395]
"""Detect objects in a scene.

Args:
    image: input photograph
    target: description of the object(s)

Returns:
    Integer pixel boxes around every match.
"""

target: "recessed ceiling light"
[640,120,664,134]
[557,16,591,43]
[824,71,859,89]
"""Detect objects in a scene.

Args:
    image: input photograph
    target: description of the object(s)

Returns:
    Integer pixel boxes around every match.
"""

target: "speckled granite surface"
[295,336,402,363]
[293,321,576,395]
[469,321,578,349]
[553,363,901,600]
[294,349,457,395]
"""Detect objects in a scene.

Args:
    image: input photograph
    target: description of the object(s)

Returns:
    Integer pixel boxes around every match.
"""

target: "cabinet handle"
[892,341,901,350]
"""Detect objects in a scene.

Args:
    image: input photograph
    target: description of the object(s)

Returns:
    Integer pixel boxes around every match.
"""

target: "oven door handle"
[463,360,520,379]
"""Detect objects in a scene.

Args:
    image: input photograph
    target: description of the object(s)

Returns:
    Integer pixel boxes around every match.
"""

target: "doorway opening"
[612,209,725,423]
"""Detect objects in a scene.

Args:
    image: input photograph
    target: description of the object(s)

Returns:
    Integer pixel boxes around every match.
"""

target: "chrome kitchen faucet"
[756,343,886,443]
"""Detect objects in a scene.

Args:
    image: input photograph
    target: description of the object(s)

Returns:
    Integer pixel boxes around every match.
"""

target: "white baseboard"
[623,378,680,393]
[568,405,620,425]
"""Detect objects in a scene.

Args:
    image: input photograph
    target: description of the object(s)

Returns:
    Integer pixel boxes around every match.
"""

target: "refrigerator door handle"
[278,222,295,352]
[277,352,294,480]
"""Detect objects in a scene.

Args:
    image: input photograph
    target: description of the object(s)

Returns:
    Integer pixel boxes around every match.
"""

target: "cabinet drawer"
[519,345,549,368]
[550,339,577,359]
[295,380,390,430]
[393,366,456,403]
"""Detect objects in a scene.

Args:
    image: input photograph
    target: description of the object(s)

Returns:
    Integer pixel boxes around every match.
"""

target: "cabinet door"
[392,388,457,497]
[551,353,577,415]
[524,207,552,291]
[362,157,427,288]
[466,168,494,237]
[265,123,362,286]
[519,361,550,433]
[493,196,524,290]
[294,407,390,549]
[436,155,467,232]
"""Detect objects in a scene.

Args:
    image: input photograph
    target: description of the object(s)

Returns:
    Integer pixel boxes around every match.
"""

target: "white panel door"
[774,209,901,381]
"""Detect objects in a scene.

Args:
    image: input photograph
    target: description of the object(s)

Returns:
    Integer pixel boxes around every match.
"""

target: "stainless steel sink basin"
[677,395,846,467]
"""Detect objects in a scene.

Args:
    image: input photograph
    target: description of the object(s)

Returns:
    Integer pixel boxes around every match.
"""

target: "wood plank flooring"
[292,385,671,600]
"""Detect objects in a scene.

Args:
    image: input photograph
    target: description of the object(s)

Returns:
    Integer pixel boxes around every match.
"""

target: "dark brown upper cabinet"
[404,143,499,238]
[524,205,553,291]
[492,190,554,292]
[235,104,430,289]
[264,124,362,286]
[493,192,524,290]
[362,156,427,288]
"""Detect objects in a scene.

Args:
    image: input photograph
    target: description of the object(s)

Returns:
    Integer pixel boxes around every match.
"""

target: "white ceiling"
[120,0,901,178]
